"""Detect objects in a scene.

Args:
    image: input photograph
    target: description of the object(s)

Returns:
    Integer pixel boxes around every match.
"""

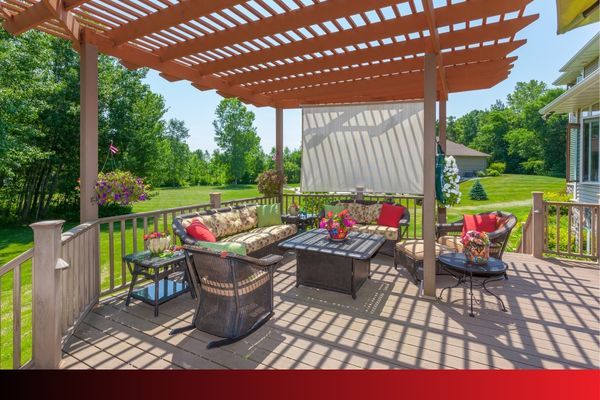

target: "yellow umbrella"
[556,0,599,34]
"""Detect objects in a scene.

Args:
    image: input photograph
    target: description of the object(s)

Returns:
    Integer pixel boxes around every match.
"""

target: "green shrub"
[521,160,545,175]
[488,162,506,174]
[469,180,488,200]
[476,170,487,177]
[486,169,501,177]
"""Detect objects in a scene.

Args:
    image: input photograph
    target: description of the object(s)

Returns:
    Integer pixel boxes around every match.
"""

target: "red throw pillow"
[377,203,405,228]
[462,214,497,238]
[186,221,216,242]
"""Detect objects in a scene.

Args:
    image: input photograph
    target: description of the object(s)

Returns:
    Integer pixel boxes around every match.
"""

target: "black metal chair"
[170,245,282,349]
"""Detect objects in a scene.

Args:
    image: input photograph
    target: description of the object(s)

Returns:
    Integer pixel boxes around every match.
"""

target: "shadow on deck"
[61,253,599,369]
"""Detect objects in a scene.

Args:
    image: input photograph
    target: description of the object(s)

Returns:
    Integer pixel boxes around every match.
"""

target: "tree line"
[0,31,300,223]
[445,80,567,177]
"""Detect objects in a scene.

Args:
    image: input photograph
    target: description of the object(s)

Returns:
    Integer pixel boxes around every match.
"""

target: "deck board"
[61,253,600,369]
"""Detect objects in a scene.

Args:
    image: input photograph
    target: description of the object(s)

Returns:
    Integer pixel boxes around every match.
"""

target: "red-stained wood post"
[438,99,447,224]
[80,41,99,223]
[423,53,438,298]
[532,192,545,258]
[276,108,284,210]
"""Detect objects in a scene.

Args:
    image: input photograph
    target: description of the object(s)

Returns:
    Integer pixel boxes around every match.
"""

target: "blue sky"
[142,1,598,153]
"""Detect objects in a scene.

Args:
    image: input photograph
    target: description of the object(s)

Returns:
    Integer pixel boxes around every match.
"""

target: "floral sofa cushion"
[221,224,297,254]
[180,206,259,240]
[339,202,382,224]
[353,224,399,241]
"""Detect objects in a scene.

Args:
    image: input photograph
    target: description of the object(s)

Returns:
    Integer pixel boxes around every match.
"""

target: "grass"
[0,175,565,368]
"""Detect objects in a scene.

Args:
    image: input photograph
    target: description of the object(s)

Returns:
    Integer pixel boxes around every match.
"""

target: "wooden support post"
[532,192,544,258]
[422,53,437,298]
[30,220,65,369]
[275,108,284,209]
[209,192,222,209]
[80,41,99,223]
[437,99,447,224]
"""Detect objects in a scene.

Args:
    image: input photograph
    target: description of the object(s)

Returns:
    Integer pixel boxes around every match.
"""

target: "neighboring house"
[540,33,600,204]
[445,140,489,177]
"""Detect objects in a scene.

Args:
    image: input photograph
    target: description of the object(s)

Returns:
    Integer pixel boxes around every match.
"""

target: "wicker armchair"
[171,245,282,348]
[436,211,517,260]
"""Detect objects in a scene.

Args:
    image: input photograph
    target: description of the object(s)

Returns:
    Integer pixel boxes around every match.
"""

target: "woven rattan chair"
[436,211,517,260]
[171,245,282,348]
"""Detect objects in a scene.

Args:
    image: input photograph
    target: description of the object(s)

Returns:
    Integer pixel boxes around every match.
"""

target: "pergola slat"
[157,0,401,62]
[1,0,537,107]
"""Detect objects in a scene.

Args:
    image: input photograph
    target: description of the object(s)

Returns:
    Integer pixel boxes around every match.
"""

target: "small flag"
[109,143,119,154]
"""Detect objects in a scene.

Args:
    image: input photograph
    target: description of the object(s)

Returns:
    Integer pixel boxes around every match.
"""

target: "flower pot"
[464,244,489,265]
[327,228,349,241]
[147,236,171,257]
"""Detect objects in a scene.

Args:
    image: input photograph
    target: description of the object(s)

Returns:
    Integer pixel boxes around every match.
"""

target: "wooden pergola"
[0,0,537,297]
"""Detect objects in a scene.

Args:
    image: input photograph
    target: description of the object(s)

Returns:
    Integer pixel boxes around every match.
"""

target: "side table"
[281,213,317,232]
[438,252,508,317]
[123,250,196,317]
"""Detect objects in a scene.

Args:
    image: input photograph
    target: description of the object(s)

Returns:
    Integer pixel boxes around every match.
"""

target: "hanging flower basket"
[94,170,152,206]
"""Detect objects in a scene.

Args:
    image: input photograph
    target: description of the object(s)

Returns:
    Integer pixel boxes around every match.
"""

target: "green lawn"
[0,175,565,368]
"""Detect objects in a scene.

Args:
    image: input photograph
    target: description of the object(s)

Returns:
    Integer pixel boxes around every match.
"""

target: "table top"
[123,250,185,268]
[438,252,507,276]
[278,229,385,260]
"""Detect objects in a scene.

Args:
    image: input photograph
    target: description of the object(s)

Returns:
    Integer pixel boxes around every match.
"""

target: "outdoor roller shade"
[301,102,424,195]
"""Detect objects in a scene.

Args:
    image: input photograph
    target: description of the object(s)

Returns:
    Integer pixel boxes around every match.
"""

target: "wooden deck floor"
[61,252,600,370]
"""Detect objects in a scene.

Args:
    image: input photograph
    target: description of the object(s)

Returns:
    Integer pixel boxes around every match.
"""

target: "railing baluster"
[108,221,115,290]
[555,205,560,255]
[12,265,21,369]
[579,205,584,256]
[143,217,148,250]
[120,220,126,286]
[567,205,573,256]
[132,218,138,253]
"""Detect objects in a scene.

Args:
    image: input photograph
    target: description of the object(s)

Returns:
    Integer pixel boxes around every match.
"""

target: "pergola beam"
[41,0,80,42]
[2,0,87,36]
[108,0,242,46]
[250,42,523,95]
[267,57,515,102]
[194,0,532,76]
[157,0,400,62]
[86,30,274,107]
[228,16,533,87]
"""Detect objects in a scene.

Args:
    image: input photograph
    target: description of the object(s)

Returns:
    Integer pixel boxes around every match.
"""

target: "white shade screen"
[301,102,424,194]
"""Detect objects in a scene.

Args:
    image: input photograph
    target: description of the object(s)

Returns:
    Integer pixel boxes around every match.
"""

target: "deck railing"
[518,192,599,263]
[0,191,421,369]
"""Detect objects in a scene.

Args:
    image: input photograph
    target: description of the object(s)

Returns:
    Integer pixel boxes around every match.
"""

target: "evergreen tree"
[469,180,488,201]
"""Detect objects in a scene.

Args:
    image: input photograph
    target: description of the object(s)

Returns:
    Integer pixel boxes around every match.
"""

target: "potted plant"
[288,202,300,216]
[462,230,491,265]
[144,231,171,257]
[319,209,356,241]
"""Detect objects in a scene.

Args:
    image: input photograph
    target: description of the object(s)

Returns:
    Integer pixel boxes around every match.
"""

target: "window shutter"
[567,124,579,182]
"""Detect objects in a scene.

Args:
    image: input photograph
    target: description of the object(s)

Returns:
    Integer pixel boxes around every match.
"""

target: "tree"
[507,80,547,114]
[469,180,488,201]
[213,98,261,184]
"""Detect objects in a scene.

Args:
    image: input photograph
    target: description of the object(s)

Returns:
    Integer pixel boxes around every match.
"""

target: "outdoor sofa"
[172,204,297,258]
[320,200,410,256]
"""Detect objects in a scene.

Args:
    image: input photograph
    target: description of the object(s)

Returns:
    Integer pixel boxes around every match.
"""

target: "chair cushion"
[462,213,497,237]
[195,241,247,256]
[377,203,405,227]
[353,224,399,241]
[339,202,381,224]
[221,224,297,254]
[238,206,258,231]
[257,203,281,227]
[186,220,217,242]
[395,240,452,261]
[437,235,463,252]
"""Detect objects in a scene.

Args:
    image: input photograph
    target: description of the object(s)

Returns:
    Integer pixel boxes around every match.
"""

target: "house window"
[582,118,599,182]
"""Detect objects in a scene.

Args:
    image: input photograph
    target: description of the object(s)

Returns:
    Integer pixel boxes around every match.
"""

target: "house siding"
[454,156,487,177]
[575,182,600,203]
